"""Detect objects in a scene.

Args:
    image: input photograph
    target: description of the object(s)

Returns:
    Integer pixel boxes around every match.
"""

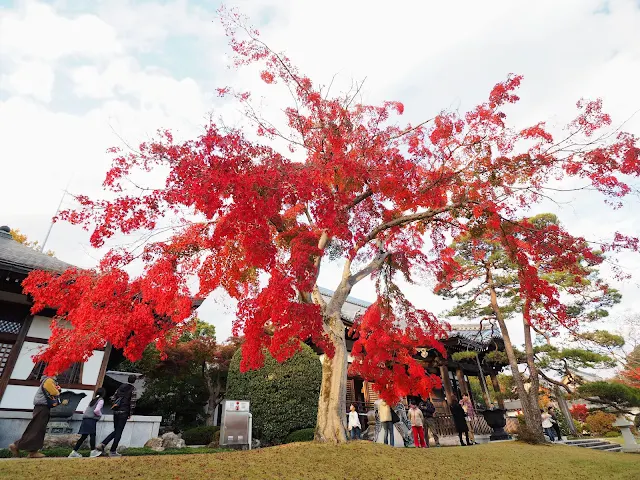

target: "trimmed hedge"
[225,343,322,445]
[0,447,229,458]
[183,425,220,445]
[604,431,621,438]
[284,428,315,444]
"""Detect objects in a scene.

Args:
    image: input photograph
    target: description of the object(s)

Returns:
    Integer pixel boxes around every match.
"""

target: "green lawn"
[0,441,638,480]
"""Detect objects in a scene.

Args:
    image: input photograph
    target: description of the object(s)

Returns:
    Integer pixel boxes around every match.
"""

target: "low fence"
[347,401,508,437]
[431,414,493,436]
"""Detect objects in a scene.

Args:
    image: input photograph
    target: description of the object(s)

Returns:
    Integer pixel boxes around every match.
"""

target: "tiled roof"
[0,226,73,275]
[448,323,503,342]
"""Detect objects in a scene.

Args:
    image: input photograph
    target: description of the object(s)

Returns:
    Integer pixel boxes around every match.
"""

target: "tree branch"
[346,188,373,210]
[365,204,459,243]
[348,242,389,286]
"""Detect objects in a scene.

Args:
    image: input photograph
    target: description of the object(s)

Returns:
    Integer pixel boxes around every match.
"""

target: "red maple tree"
[570,403,589,423]
[22,9,639,442]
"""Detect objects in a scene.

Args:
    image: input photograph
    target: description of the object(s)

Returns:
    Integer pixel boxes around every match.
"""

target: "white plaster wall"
[27,316,53,339]
[81,351,104,385]
[10,342,45,380]
[0,385,94,411]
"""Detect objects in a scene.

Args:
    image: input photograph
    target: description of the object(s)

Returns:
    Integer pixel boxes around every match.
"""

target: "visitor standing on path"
[97,375,137,457]
[541,409,556,442]
[408,402,427,448]
[419,399,440,447]
[460,394,477,445]
[450,396,471,446]
[378,399,395,446]
[68,388,106,458]
[548,407,562,441]
[9,375,67,458]
[348,404,362,440]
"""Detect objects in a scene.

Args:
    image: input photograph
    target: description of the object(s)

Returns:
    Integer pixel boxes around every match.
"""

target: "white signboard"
[225,400,250,412]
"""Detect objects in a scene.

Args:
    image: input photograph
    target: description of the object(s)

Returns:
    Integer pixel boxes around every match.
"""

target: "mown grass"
[1,441,638,480]
[0,446,228,458]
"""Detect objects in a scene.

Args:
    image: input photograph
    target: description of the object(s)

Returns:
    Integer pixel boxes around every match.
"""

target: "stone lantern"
[612,416,639,453]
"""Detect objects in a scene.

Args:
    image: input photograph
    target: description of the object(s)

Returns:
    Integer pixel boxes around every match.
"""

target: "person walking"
[408,402,427,448]
[69,388,106,458]
[348,404,362,440]
[419,398,440,447]
[541,409,556,442]
[450,396,471,446]
[97,375,137,457]
[378,399,395,447]
[9,375,67,458]
[460,394,477,445]
[548,406,562,441]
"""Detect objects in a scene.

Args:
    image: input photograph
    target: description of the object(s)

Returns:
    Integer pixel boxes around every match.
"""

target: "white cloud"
[0,0,122,62]
[2,0,640,346]
[0,60,55,102]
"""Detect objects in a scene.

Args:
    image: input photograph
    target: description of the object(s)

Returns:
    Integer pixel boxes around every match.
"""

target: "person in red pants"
[408,402,427,448]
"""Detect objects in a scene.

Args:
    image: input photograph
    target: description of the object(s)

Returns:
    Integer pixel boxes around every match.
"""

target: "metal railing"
[431,414,493,436]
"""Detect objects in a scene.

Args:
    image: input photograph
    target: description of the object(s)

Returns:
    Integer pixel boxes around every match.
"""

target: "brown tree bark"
[487,268,544,442]
[314,315,348,443]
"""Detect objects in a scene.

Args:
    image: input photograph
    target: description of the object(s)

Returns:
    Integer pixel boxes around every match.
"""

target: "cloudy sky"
[1,0,640,353]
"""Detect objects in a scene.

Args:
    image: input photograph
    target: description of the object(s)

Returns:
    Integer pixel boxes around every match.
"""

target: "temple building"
[0,225,110,415]
[315,287,509,438]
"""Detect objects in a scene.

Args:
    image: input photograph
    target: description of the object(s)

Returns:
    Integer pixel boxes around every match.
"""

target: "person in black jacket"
[449,396,470,446]
[419,399,440,447]
[97,375,137,457]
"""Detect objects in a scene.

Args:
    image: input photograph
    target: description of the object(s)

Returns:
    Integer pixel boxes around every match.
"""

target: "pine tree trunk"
[522,314,544,436]
[487,269,545,442]
[314,325,348,443]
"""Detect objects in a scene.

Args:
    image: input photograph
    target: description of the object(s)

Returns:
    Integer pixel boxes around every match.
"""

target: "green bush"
[604,431,621,438]
[284,428,315,444]
[183,425,220,445]
[554,408,571,436]
[225,343,322,445]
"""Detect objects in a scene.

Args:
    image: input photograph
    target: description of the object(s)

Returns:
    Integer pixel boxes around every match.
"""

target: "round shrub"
[183,426,220,445]
[284,428,315,444]
[225,343,322,445]
[604,431,621,438]
[584,411,617,437]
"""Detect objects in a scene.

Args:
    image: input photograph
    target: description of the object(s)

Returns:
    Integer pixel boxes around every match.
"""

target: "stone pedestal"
[612,416,639,453]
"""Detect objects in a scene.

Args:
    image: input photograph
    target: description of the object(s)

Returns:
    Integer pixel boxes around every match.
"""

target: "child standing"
[69,388,106,458]
[348,404,362,440]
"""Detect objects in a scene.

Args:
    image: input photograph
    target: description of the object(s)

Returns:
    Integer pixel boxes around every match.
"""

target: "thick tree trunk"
[315,325,348,443]
[314,279,353,443]
[487,269,544,442]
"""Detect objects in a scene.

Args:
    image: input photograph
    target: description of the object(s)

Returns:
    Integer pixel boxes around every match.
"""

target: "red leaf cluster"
[570,403,589,423]
[23,8,640,401]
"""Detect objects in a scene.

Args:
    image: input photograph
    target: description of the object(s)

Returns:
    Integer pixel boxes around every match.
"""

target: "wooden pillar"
[439,364,455,406]
[490,373,505,409]
[0,315,33,402]
[95,343,112,391]
[456,368,469,396]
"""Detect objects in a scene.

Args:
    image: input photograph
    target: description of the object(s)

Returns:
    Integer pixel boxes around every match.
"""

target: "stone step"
[590,443,622,451]
[561,439,622,452]
[564,440,607,447]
